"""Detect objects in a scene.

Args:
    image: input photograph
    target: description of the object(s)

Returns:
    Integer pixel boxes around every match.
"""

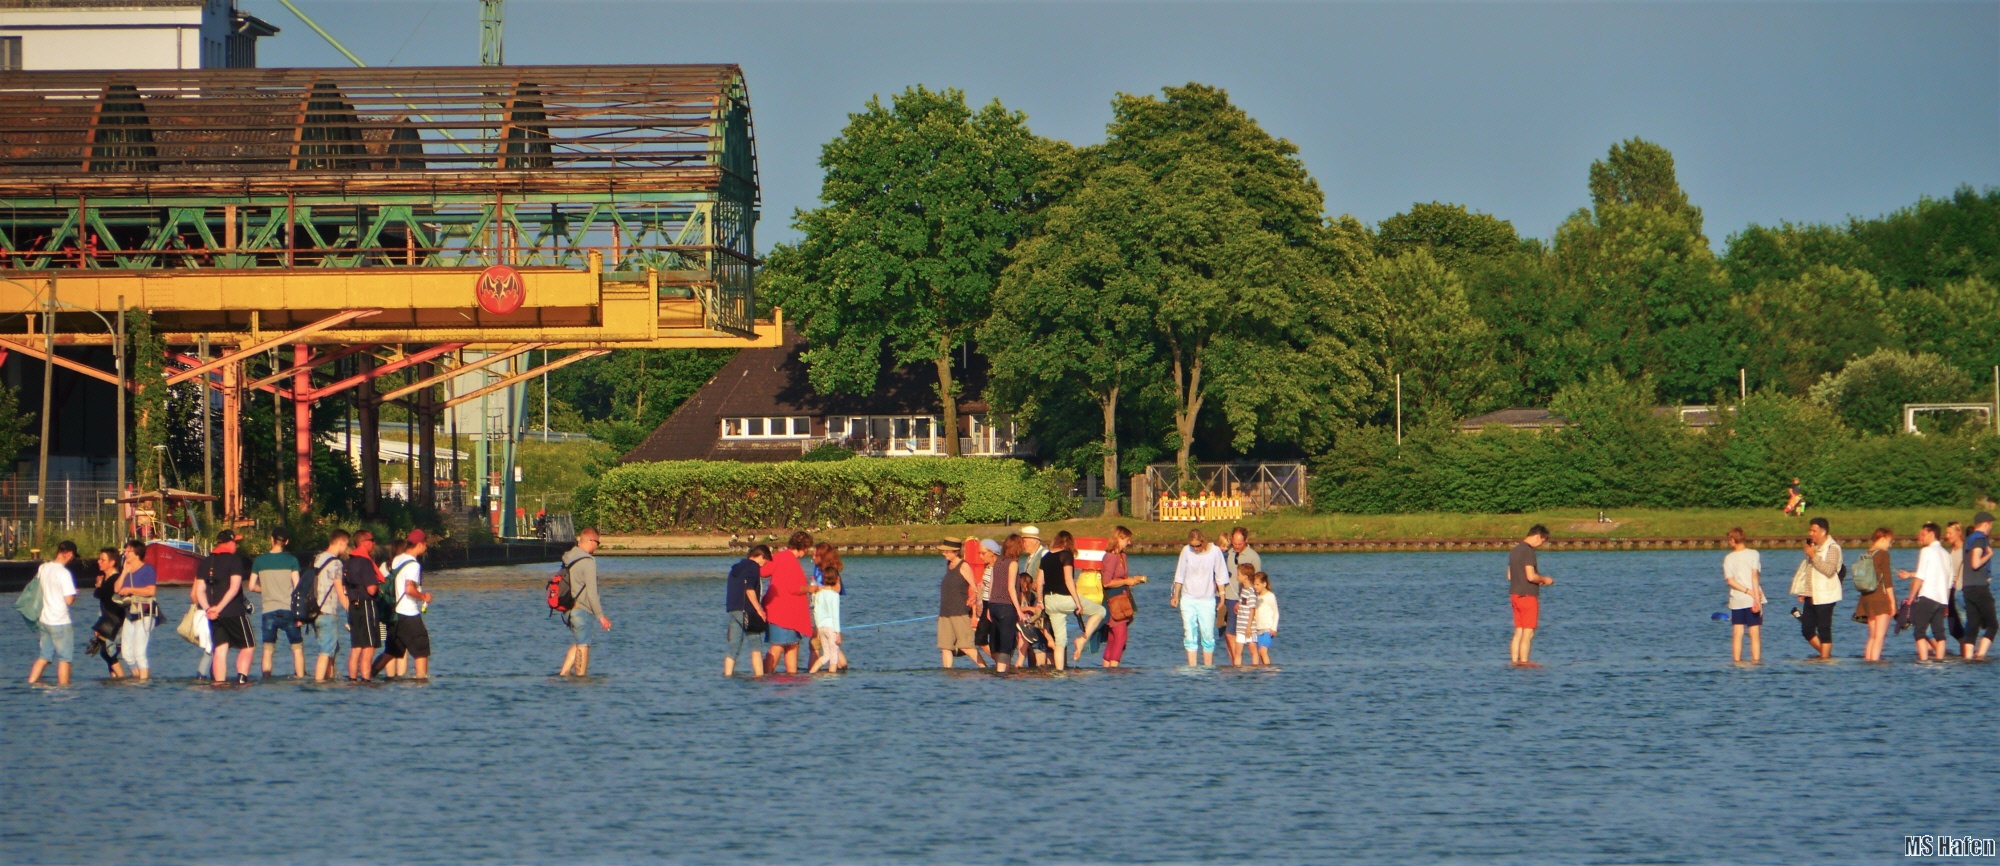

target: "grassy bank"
[746,507,1978,546]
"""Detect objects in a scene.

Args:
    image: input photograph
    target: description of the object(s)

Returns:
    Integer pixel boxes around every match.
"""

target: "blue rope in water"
[840,615,933,632]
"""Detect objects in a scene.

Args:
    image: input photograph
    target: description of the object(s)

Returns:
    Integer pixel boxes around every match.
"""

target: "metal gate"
[1135,463,1307,520]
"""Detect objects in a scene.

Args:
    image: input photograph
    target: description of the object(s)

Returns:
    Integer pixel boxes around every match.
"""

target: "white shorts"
[1234,633,1258,645]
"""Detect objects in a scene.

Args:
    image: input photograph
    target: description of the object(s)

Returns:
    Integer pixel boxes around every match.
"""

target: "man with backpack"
[308,531,349,682]
[724,544,769,677]
[374,530,434,680]
[339,530,384,682]
[195,530,255,684]
[23,540,79,686]
[557,528,608,676]
[251,529,307,679]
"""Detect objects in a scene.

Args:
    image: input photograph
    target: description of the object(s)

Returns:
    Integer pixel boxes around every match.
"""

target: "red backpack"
[546,555,590,615]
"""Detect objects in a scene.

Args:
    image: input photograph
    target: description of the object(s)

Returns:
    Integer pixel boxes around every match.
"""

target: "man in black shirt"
[1507,525,1554,666]
[338,529,383,681]
[723,545,769,677]
[194,530,255,684]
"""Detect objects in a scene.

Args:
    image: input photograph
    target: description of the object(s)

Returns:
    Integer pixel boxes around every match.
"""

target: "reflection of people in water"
[1782,478,1805,516]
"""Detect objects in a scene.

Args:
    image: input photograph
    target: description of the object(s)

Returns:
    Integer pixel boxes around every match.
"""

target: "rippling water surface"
[3,549,1996,865]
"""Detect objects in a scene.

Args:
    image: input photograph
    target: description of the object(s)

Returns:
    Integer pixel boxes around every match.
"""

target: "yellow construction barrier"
[1154,496,1247,522]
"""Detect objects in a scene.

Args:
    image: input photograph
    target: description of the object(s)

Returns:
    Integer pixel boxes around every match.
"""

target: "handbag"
[1788,560,1815,598]
[1106,591,1136,622]
[176,605,204,645]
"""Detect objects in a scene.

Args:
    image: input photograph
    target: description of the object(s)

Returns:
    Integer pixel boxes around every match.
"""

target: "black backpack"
[286,552,318,622]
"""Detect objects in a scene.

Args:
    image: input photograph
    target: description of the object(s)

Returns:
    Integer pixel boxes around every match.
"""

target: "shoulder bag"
[1106,590,1136,622]
[176,604,204,645]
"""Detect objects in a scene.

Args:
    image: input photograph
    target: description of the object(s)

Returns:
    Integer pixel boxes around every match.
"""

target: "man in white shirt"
[375,530,434,681]
[1169,529,1230,666]
[1796,518,1843,661]
[1898,522,1953,661]
[27,541,79,686]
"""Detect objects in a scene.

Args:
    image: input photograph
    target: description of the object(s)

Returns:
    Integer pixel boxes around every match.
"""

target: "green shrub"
[797,443,857,462]
[590,457,1076,532]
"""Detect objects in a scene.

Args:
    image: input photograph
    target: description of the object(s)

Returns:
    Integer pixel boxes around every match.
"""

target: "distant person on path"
[1099,527,1146,668]
[1899,522,1952,661]
[339,530,383,681]
[382,531,433,680]
[308,531,349,682]
[1721,529,1765,663]
[195,530,255,684]
[251,529,306,679]
[760,531,814,675]
[112,540,158,680]
[722,544,769,677]
[1250,572,1278,666]
[1782,478,1805,516]
[558,528,608,676]
[808,566,844,674]
[936,540,984,669]
[1793,518,1843,661]
[1962,512,1996,659]
[85,547,126,678]
[1170,529,1229,666]
[1222,527,1262,665]
[1508,526,1554,666]
[25,541,79,686]
[1852,528,1897,662]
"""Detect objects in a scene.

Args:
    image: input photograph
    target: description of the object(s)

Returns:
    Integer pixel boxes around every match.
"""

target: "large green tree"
[1097,84,1381,469]
[1375,202,1521,272]
[762,86,1052,455]
[1372,249,1504,424]
[1548,138,1736,402]
[983,162,1163,514]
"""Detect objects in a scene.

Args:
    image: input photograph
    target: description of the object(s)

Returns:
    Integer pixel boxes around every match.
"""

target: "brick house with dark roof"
[621,331,1030,464]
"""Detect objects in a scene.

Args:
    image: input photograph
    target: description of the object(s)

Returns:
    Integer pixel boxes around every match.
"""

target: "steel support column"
[294,343,312,514]
[416,360,437,512]
[359,352,380,518]
[222,359,243,523]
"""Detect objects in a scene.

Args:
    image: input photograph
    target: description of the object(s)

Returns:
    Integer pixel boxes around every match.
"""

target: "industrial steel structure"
[0,64,778,530]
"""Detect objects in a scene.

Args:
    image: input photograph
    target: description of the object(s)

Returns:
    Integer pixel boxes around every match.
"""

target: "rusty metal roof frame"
[0,64,759,202]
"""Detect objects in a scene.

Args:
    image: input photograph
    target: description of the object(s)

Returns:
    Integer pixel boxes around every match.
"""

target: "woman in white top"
[1720,528,1764,663]
[1169,529,1230,666]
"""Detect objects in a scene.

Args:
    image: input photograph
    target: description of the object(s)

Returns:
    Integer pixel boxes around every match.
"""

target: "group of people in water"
[20,510,2000,686]
[1717,512,1997,664]
[719,525,1279,676]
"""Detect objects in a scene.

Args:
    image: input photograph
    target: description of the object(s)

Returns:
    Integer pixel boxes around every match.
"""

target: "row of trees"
[760,80,1999,512]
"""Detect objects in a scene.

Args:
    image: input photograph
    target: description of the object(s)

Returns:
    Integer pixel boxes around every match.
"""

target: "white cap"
[1021,526,1042,538]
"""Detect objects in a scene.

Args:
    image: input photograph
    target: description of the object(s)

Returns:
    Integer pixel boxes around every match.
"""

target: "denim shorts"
[261,610,304,645]
[37,622,75,663]
[766,623,802,647]
[725,610,754,658]
[566,610,598,646]
[312,616,343,657]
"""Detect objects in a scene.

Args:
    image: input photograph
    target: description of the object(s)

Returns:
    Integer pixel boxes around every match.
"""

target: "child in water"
[1251,572,1278,665]
[1233,562,1261,661]
[808,571,843,673]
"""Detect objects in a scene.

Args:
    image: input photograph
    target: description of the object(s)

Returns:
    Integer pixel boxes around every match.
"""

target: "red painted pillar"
[295,343,311,514]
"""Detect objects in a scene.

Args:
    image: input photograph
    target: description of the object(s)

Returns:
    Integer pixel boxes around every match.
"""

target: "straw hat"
[1021,526,1042,538]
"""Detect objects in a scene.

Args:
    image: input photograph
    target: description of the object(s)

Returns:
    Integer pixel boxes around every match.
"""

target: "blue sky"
[243,0,1998,249]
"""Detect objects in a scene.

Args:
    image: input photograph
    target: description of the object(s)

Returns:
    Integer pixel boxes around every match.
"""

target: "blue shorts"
[1256,632,1273,648]
[312,616,343,657]
[766,624,802,647]
[37,622,75,664]
[725,610,754,658]
[261,610,304,645]
[565,610,599,647]
[1729,608,1763,627]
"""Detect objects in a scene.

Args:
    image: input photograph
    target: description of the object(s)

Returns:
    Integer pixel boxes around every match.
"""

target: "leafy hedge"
[581,458,1076,532]
[1312,386,2000,514]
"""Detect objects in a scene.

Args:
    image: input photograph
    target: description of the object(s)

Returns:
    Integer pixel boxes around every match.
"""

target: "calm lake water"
[3,549,1996,865]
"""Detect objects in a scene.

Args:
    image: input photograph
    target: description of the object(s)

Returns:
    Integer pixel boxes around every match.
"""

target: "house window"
[1,37,22,72]
[721,416,811,440]
[827,417,845,437]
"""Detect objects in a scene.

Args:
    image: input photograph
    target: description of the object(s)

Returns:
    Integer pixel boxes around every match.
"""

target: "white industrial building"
[0,0,278,71]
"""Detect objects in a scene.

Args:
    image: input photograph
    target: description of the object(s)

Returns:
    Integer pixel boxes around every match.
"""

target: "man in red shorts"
[1508,525,1555,665]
